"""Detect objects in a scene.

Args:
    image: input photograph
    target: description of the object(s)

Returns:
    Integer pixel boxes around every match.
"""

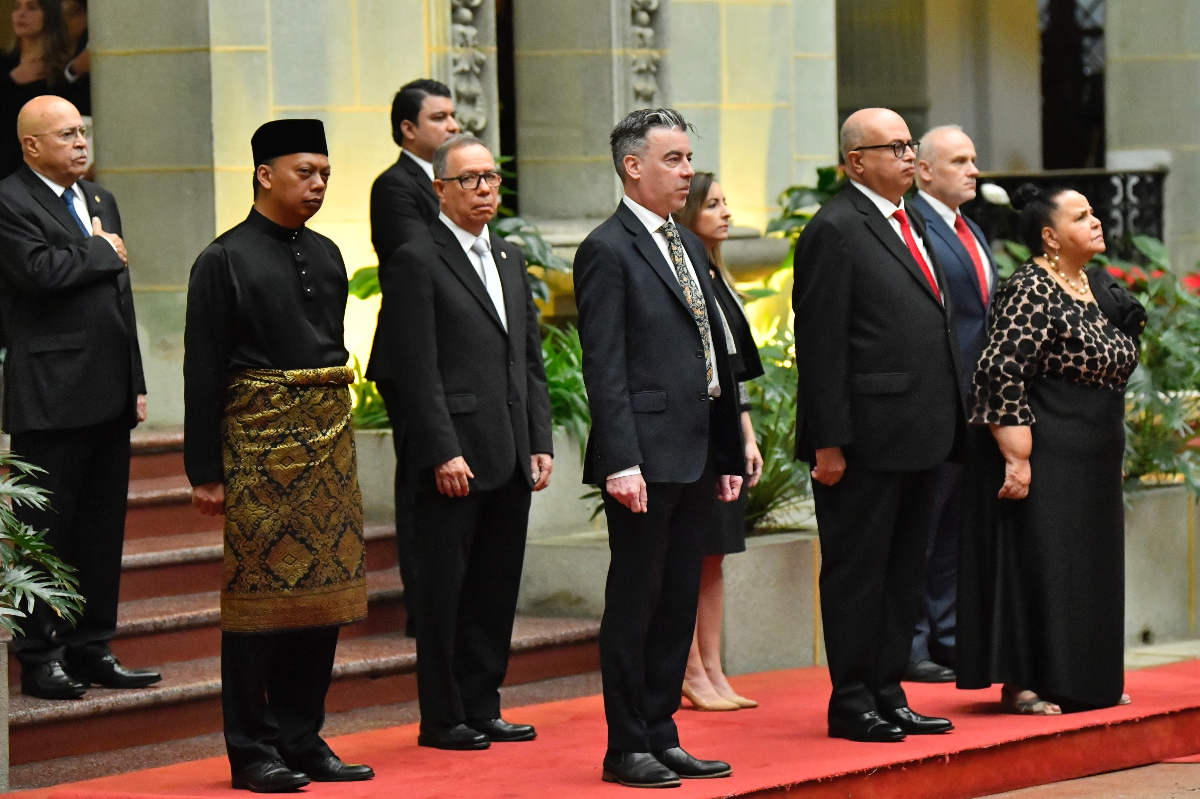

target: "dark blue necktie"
[61,186,88,236]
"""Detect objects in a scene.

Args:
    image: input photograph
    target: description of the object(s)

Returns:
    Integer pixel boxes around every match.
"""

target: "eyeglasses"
[30,125,89,143]
[852,140,920,159]
[444,171,502,190]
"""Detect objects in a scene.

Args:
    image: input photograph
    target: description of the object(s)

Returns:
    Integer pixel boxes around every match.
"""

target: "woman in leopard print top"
[956,185,1145,718]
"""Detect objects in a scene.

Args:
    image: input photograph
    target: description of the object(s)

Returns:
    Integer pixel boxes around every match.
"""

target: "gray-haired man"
[574,109,745,788]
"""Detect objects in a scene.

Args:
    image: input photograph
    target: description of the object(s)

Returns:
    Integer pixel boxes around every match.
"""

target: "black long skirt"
[957,376,1126,711]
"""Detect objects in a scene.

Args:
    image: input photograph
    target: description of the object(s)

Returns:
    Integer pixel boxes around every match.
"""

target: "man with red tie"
[906,126,1000,685]
[792,107,965,743]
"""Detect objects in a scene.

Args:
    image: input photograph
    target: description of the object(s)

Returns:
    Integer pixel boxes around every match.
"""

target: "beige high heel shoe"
[725,693,758,709]
[682,682,740,711]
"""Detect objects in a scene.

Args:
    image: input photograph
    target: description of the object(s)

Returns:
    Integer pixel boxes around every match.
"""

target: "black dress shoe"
[878,706,954,734]
[652,747,731,779]
[417,723,490,750]
[66,654,162,689]
[601,750,680,788]
[285,752,373,782]
[828,710,906,742]
[467,718,537,742]
[21,660,86,700]
[904,660,957,683]
[231,760,310,793]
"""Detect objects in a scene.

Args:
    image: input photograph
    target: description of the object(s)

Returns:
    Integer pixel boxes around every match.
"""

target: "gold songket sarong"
[219,366,368,632]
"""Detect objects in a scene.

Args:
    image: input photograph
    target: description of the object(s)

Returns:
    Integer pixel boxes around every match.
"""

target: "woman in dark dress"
[958,184,1146,715]
[676,173,765,711]
[0,0,73,179]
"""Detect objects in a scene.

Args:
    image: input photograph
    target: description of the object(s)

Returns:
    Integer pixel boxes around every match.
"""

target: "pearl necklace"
[1047,253,1090,298]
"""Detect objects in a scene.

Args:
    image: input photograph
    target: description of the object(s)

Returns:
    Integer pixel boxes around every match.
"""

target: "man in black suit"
[906,126,999,684]
[367,78,460,637]
[0,95,159,699]
[382,134,554,752]
[792,107,963,742]
[574,108,744,789]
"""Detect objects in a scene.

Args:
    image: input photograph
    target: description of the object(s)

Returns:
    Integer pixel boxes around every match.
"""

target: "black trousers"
[375,379,418,635]
[812,465,940,716]
[413,468,531,730]
[911,462,960,666]
[10,419,130,669]
[599,459,714,752]
[222,627,340,771]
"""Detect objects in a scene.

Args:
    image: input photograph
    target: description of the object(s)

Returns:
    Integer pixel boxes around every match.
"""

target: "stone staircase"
[6,430,600,768]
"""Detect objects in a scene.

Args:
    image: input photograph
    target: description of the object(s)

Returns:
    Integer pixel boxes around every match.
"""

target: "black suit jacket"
[573,201,743,485]
[366,152,440,382]
[382,219,553,493]
[0,165,145,434]
[791,184,963,471]
[911,193,999,388]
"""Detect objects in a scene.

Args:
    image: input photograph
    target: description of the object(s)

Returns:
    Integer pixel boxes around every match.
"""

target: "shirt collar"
[402,149,435,182]
[246,207,304,241]
[622,194,674,235]
[918,189,959,228]
[849,179,906,219]
[439,211,488,255]
[30,166,80,201]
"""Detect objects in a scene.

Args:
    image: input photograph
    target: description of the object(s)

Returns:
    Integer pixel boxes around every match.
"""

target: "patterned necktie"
[954,214,990,306]
[660,220,712,384]
[62,186,89,236]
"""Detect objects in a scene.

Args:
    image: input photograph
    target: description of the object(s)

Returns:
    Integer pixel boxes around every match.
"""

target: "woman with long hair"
[0,0,73,177]
[675,173,764,711]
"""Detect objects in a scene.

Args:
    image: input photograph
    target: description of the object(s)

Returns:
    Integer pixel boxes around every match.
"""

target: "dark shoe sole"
[477,731,537,742]
[602,771,681,788]
[21,684,85,700]
[417,735,490,751]
[87,676,163,690]
[305,773,375,782]
[828,728,906,743]
[230,776,310,793]
[676,767,732,779]
[894,724,954,735]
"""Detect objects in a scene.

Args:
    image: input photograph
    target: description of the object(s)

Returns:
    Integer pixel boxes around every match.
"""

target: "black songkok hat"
[251,119,328,167]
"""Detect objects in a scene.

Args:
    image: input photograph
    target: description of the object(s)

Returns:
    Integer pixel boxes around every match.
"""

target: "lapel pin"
[500,251,507,259]
[94,196,100,203]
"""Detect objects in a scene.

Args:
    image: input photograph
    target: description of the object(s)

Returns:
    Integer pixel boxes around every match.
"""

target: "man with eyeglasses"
[366,79,461,639]
[792,107,965,743]
[381,134,553,751]
[0,95,158,699]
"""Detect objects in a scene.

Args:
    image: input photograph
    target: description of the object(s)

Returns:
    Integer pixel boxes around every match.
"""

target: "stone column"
[1107,0,1200,272]
[89,0,433,426]
[514,0,669,221]
[431,0,500,154]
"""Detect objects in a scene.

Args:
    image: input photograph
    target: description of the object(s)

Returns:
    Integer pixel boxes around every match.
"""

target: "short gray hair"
[919,124,965,167]
[610,108,692,181]
[432,134,488,179]
[839,116,867,162]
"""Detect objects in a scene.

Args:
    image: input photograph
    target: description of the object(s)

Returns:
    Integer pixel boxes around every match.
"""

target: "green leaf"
[1132,234,1171,269]
[348,266,380,300]
[741,287,778,301]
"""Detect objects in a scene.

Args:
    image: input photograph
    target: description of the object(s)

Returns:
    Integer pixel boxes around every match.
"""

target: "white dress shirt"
[403,149,435,182]
[848,179,938,293]
[917,189,994,293]
[438,212,507,331]
[608,195,721,481]
[30,167,119,254]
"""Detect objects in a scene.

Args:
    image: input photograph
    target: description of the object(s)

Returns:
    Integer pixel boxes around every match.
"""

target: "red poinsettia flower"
[1182,273,1200,294]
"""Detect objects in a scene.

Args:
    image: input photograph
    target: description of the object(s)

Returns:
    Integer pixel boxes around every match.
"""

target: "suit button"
[698,392,707,401]
[508,400,514,406]
[695,350,704,358]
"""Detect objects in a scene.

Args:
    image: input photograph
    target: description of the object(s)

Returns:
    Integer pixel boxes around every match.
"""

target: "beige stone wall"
[90,0,431,426]
[1107,0,1200,273]
[672,0,839,233]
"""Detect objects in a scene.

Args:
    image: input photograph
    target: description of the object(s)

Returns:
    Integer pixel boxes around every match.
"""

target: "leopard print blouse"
[969,260,1139,426]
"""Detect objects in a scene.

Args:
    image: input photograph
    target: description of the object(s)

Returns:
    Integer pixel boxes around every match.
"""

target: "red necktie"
[892,208,941,303]
[954,214,990,306]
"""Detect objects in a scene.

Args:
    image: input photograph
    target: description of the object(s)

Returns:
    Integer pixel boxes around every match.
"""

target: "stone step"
[117,524,397,601]
[8,568,408,687]
[7,616,601,766]
[128,431,185,481]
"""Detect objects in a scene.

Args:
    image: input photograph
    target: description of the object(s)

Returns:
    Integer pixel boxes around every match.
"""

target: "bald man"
[792,108,964,742]
[0,96,158,699]
[906,126,999,684]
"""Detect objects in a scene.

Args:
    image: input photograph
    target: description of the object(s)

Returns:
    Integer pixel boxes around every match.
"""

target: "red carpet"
[17,660,1200,799]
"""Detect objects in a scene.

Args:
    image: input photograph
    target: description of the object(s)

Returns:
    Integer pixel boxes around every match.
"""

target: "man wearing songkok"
[184,119,374,793]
